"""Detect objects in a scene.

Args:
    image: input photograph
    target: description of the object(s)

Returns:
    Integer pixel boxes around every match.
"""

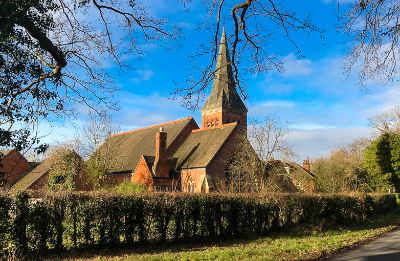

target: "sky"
[39,0,400,162]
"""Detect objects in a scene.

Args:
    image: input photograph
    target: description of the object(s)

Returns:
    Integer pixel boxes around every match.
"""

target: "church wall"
[206,127,241,188]
[132,157,154,189]
[179,168,206,193]
[108,173,132,184]
[202,111,247,129]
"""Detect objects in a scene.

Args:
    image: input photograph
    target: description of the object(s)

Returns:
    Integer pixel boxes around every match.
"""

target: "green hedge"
[0,191,397,256]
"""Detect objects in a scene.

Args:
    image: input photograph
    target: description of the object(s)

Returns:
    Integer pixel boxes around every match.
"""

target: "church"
[94,28,248,192]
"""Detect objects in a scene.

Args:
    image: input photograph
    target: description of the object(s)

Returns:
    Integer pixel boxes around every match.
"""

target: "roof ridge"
[192,122,237,132]
[110,116,193,137]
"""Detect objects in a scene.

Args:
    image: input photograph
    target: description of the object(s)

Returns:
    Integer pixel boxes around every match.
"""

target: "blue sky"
[40,0,400,162]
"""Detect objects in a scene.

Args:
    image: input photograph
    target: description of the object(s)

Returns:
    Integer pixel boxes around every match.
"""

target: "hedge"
[0,191,397,256]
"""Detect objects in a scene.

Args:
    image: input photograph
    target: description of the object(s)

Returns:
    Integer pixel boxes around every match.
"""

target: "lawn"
[40,211,399,261]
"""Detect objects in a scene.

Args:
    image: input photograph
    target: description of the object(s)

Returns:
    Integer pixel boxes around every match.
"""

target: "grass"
[38,211,400,261]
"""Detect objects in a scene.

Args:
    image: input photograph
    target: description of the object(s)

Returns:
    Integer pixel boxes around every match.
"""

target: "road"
[326,228,400,261]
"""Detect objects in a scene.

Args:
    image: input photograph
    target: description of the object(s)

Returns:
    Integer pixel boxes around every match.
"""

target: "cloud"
[116,91,194,129]
[130,70,155,84]
[288,126,373,160]
[281,53,313,77]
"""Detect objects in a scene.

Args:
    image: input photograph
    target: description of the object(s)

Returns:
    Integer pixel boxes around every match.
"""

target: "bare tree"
[1,0,182,150]
[222,114,296,193]
[312,136,370,193]
[338,0,400,87]
[80,111,121,160]
[80,112,121,190]
[175,0,325,110]
[368,105,400,134]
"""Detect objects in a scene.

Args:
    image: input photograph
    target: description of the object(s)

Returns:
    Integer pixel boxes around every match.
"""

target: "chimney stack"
[303,157,310,171]
[153,127,169,177]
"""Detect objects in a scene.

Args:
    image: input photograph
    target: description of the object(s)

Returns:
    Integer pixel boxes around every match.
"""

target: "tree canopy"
[0,0,181,151]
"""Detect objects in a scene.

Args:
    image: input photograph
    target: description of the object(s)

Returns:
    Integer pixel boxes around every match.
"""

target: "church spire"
[201,27,248,129]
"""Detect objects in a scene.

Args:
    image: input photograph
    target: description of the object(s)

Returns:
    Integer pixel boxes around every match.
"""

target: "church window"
[187,176,195,192]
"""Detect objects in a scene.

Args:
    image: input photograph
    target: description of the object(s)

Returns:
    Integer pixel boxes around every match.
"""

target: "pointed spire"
[201,27,247,115]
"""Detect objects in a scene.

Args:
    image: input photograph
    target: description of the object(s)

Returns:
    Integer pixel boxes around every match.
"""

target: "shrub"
[0,191,397,257]
[113,180,148,193]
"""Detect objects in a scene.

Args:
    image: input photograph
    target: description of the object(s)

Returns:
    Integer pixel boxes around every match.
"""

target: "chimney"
[153,127,169,178]
[303,157,310,171]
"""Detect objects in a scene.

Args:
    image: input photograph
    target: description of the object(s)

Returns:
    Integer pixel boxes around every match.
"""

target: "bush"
[113,180,148,193]
[0,191,397,257]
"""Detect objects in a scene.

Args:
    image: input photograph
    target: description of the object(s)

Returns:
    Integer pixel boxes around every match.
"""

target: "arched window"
[187,176,195,192]
[216,119,219,126]
[212,121,214,127]
[207,122,210,127]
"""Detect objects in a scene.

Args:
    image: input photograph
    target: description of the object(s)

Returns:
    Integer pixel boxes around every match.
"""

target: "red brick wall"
[167,118,199,156]
[109,173,132,185]
[132,157,154,189]
[29,172,49,191]
[202,111,247,130]
[154,132,169,177]
[206,126,241,187]
[180,168,206,192]
[75,172,94,191]
[1,149,32,186]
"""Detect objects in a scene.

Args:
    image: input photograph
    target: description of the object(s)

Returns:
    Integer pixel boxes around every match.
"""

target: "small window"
[207,122,210,127]
[216,120,219,125]
[212,121,214,127]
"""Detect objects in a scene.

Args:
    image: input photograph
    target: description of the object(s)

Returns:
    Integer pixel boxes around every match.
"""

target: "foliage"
[86,161,110,190]
[0,0,181,151]
[113,180,148,193]
[46,150,83,191]
[0,191,397,257]
[362,133,400,192]
[64,212,399,261]
[313,137,369,193]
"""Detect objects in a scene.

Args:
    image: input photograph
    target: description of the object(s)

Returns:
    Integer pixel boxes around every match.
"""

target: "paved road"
[327,228,400,261]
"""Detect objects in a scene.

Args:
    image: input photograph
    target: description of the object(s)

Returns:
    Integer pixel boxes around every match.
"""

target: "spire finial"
[221,25,227,44]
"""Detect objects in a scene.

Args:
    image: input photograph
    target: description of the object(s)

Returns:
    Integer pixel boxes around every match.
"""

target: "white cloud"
[130,70,155,84]
[289,126,373,160]
[282,53,313,76]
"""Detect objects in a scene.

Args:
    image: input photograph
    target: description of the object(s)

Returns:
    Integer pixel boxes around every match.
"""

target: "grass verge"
[40,211,400,261]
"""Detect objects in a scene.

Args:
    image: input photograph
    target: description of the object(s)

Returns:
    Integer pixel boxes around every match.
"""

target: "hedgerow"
[0,191,397,257]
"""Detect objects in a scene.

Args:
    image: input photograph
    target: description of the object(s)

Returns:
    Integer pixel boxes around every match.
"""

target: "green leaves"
[0,191,397,257]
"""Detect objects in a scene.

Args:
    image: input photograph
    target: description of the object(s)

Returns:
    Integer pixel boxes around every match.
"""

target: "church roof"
[140,155,178,177]
[90,117,196,174]
[201,28,247,115]
[173,123,238,169]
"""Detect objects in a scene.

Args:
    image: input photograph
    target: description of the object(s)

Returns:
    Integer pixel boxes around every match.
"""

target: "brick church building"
[94,28,248,192]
